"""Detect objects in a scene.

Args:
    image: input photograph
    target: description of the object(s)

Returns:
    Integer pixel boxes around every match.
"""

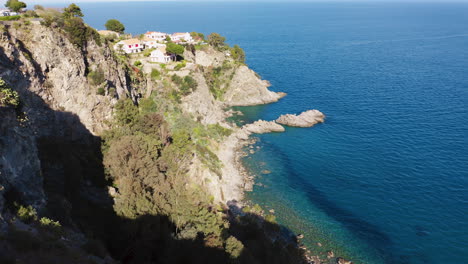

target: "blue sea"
[72,1,468,263]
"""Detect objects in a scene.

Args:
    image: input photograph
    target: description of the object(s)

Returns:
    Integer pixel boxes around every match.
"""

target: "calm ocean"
[75,2,467,263]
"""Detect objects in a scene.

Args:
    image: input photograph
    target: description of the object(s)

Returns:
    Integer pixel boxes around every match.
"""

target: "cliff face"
[224,65,284,106]
[0,20,309,263]
[0,23,131,135]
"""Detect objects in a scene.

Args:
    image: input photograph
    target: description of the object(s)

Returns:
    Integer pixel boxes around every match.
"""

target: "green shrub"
[184,76,197,89]
[97,87,105,95]
[133,60,142,67]
[88,68,105,86]
[265,214,276,223]
[150,69,161,80]
[114,99,138,125]
[16,204,38,222]
[230,45,245,63]
[174,61,186,71]
[225,236,244,258]
[171,74,183,85]
[39,217,62,235]
[0,78,19,108]
[139,97,158,113]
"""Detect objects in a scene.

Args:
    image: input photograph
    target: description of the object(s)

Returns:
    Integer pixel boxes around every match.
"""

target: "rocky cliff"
[0,18,312,264]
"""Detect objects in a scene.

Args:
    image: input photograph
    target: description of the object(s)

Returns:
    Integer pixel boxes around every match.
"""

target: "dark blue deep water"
[76,2,468,263]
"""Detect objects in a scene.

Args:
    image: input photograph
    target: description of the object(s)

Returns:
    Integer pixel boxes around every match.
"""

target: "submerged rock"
[276,110,325,127]
[337,257,353,264]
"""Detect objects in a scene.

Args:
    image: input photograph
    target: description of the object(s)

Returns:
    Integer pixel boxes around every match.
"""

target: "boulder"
[276,110,325,127]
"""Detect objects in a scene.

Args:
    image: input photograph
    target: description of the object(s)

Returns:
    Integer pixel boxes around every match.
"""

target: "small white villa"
[145,31,167,42]
[170,32,193,43]
[142,37,166,49]
[150,46,176,63]
[0,9,14,16]
[114,38,143,54]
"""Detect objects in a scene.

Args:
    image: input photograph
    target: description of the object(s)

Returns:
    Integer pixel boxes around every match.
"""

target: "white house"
[144,31,167,42]
[142,37,166,49]
[170,32,193,43]
[114,38,143,54]
[0,9,9,16]
[150,46,176,63]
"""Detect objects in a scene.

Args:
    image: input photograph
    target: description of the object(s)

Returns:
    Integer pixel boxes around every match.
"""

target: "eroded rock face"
[194,46,228,67]
[224,65,286,106]
[276,110,325,127]
[243,120,285,135]
[0,24,131,135]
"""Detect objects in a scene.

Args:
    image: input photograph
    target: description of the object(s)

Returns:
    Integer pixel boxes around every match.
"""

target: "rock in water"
[276,110,325,127]
[243,120,285,134]
[336,257,353,264]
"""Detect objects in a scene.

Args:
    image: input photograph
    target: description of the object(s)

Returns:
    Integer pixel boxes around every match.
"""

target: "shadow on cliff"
[0,45,308,264]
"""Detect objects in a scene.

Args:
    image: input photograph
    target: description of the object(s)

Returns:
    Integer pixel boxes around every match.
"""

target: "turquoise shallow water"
[78,2,468,263]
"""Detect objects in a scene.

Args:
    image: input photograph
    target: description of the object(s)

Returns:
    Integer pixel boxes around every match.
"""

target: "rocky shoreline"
[217,95,356,264]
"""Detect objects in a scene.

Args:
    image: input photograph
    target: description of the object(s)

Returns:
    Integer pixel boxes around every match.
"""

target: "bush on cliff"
[87,68,106,86]
[0,78,20,108]
[231,44,246,63]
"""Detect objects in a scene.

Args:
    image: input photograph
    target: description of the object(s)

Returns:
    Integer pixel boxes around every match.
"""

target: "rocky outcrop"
[242,120,285,135]
[276,110,325,127]
[180,70,226,124]
[224,65,285,106]
[193,45,228,67]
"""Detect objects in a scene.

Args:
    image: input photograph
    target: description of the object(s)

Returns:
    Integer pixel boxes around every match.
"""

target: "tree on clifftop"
[105,19,125,34]
[63,3,84,18]
[207,33,226,48]
[5,0,26,12]
[166,42,185,56]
